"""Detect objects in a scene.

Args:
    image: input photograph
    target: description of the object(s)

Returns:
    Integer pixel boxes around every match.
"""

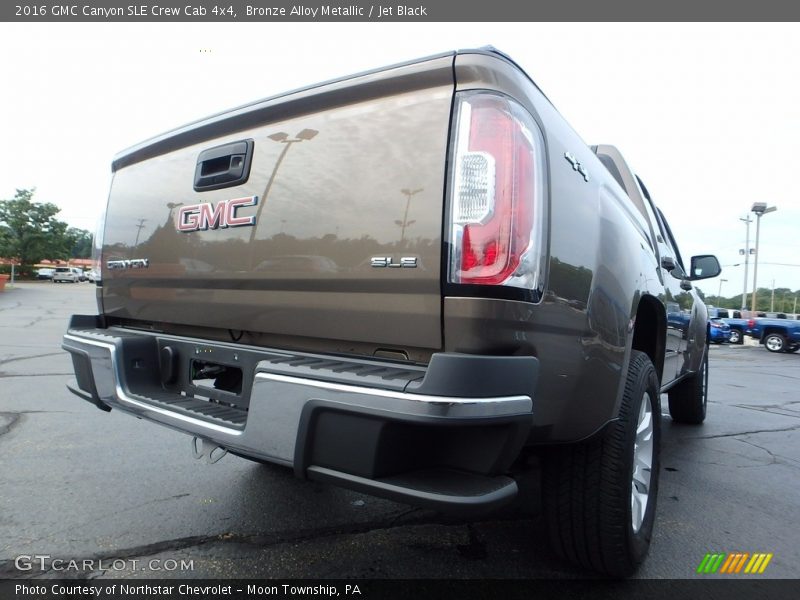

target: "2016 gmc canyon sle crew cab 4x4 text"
[63,48,720,576]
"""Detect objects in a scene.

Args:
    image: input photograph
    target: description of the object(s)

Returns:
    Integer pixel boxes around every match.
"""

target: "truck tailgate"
[101,55,454,353]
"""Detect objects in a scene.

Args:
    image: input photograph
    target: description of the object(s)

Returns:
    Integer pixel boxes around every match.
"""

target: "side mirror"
[689,255,721,281]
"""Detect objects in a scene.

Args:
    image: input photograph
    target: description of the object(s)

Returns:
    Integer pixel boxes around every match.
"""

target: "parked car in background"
[36,268,55,280]
[708,318,731,344]
[706,307,749,344]
[721,317,750,344]
[747,318,800,353]
[707,307,741,319]
[85,269,101,283]
[52,267,79,283]
[722,321,745,344]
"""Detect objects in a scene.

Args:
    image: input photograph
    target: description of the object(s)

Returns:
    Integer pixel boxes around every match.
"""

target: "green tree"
[66,227,93,259]
[0,188,71,264]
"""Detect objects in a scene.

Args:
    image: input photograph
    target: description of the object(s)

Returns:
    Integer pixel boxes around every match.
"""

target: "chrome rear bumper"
[63,315,537,513]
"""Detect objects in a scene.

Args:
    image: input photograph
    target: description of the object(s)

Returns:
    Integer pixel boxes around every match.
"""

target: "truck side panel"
[446,52,662,442]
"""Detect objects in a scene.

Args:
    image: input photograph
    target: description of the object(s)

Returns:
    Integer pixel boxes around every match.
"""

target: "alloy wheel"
[631,392,654,533]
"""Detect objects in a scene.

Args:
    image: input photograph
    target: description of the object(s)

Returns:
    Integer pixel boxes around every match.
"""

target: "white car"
[52,267,79,283]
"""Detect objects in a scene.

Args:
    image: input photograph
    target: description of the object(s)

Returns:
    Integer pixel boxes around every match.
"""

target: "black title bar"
[4,579,800,600]
[3,0,800,22]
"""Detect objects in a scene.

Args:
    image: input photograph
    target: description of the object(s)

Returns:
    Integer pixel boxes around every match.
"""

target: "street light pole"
[770,279,775,313]
[750,203,777,313]
[248,129,318,268]
[717,278,727,305]
[739,215,752,310]
[396,188,423,244]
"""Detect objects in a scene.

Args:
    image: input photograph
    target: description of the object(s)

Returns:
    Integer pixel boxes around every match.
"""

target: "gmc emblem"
[177,196,258,232]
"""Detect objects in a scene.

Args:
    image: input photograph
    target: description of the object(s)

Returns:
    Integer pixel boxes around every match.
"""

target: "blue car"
[708,318,732,343]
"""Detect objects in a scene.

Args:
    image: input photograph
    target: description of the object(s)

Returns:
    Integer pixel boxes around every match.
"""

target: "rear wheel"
[542,350,661,577]
[785,344,799,354]
[728,329,742,344]
[667,346,708,424]
[764,333,786,353]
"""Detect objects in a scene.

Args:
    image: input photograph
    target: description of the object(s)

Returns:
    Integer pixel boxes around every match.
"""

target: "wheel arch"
[630,295,666,385]
[762,326,788,340]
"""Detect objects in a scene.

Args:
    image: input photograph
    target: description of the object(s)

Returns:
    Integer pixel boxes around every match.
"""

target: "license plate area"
[191,359,243,395]
[155,339,272,412]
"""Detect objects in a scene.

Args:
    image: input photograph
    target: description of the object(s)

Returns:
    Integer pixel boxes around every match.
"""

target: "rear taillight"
[747,319,756,329]
[448,92,546,291]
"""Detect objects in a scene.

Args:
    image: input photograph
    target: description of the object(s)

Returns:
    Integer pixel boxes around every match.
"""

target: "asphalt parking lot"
[0,282,798,580]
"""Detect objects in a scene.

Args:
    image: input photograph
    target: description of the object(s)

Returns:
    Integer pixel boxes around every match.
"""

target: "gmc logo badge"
[177,196,258,232]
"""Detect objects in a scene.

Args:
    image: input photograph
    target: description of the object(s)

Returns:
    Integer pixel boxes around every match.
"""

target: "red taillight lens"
[747,319,756,328]
[448,93,545,291]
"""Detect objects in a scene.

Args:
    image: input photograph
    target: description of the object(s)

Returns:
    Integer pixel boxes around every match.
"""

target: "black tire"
[542,350,661,577]
[728,329,742,344]
[785,344,799,354]
[667,346,708,424]
[764,333,786,353]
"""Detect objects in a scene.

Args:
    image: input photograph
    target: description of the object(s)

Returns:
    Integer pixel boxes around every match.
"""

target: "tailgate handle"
[194,139,254,192]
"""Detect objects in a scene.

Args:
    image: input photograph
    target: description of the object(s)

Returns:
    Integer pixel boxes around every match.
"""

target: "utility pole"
[131,218,147,258]
[739,215,752,311]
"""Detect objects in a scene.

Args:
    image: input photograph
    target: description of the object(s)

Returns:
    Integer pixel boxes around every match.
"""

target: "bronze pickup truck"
[63,48,720,576]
